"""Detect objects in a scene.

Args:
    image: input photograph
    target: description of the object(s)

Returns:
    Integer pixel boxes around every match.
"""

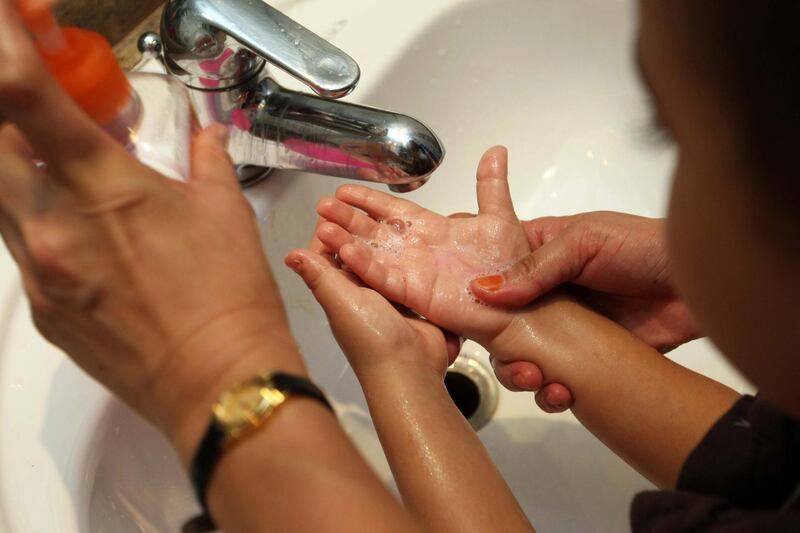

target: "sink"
[0,1,754,531]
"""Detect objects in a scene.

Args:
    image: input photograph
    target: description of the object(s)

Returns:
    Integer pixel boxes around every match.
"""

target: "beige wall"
[54,0,163,45]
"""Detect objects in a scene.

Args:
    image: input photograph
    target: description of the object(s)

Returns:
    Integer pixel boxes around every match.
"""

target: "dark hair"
[674,1,800,212]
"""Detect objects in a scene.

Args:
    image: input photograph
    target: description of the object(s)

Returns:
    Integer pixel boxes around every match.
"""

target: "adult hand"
[0,1,300,464]
[470,212,701,412]
[471,212,701,352]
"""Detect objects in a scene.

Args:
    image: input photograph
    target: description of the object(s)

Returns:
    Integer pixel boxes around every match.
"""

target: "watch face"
[213,380,286,435]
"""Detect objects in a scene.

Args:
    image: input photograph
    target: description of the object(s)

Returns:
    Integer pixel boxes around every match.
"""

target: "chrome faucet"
[138,0,445,191]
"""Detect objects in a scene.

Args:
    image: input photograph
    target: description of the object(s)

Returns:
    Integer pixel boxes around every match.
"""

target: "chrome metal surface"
[161,0,359,97]
[137,31,163,59]
[191,75,443,190]
[154,0,444,191]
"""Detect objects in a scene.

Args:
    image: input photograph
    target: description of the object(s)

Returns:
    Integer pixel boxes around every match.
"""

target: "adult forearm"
[207,397,418,533]
[490,296,740,488]
[358,367,534,533]
[162,337,418,533]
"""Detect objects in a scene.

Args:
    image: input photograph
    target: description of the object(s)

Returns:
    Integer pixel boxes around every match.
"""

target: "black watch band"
[184,372,333,532]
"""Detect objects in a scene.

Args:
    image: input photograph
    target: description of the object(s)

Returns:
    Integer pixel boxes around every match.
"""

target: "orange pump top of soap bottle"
[18,0,132,124]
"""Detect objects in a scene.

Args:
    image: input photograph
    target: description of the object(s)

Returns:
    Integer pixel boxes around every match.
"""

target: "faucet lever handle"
[162,0,360,98]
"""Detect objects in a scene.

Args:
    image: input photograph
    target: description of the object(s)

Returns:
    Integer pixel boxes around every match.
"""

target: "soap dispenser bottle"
[20,0,195,181]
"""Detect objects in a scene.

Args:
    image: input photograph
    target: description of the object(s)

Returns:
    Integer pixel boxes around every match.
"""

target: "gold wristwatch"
[186,372,333,532]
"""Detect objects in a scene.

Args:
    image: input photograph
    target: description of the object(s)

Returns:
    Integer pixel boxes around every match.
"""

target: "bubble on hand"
[386,218,407,234]
[355,233,406,258]
[465,285,493,308]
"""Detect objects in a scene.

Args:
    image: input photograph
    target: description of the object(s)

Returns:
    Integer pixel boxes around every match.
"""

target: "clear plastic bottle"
[105,73,194,181]
[21,1,194,181]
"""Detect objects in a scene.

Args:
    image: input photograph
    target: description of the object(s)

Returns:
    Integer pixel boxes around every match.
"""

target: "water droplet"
[293,39,300,46]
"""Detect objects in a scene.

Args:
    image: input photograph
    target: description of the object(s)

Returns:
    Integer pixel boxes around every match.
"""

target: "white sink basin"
[0,1,753,531]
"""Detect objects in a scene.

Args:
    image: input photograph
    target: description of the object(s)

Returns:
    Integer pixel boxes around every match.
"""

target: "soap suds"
[352,217,523,308]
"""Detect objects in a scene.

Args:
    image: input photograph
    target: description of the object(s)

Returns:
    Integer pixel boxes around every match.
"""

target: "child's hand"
[289,230,535,533]
[313,146,530,345]
[285,234,461,381]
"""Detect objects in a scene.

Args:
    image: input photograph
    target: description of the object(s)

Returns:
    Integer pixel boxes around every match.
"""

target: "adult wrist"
[150,314,306,466]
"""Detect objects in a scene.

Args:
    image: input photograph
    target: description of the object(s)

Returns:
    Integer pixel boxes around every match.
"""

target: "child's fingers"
[315,221,357,253]
[316,196,383,238]
[339,241,408,305]
[308,218,340,268]
[336,184,423,220]
[285,248,361,309]
[476,146,517,222]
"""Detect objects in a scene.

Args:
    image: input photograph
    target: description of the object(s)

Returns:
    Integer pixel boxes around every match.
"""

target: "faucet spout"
[208,77,444,191]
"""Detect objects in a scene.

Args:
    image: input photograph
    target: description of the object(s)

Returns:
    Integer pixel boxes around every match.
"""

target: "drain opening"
[445,371,481,419]
[443,353,498,431]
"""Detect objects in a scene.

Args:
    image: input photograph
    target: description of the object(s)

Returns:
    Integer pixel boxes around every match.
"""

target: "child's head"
[638,1,800,415]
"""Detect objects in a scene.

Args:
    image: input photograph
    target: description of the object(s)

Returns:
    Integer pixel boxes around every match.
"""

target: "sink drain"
[445,372,480,419]
[445,354,498,431]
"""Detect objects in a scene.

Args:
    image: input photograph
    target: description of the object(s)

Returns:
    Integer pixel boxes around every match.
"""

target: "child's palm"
[316,147,530,342]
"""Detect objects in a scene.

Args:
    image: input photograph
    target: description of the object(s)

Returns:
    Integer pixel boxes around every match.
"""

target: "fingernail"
[286,257,302,273]
[545,391,566,410]
[512,373,533,391]
[475,275,504,291]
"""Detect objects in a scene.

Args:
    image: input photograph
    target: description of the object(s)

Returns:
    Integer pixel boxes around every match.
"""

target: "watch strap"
[185,372,333,532]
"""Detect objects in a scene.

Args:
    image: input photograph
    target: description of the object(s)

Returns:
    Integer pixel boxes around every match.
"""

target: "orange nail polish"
[475,275,504,291]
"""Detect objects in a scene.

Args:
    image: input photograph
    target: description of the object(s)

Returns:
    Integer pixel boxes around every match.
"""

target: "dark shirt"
[631,395,800,532]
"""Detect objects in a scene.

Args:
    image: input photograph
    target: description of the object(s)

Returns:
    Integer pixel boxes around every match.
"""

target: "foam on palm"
[356,217,521,307]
